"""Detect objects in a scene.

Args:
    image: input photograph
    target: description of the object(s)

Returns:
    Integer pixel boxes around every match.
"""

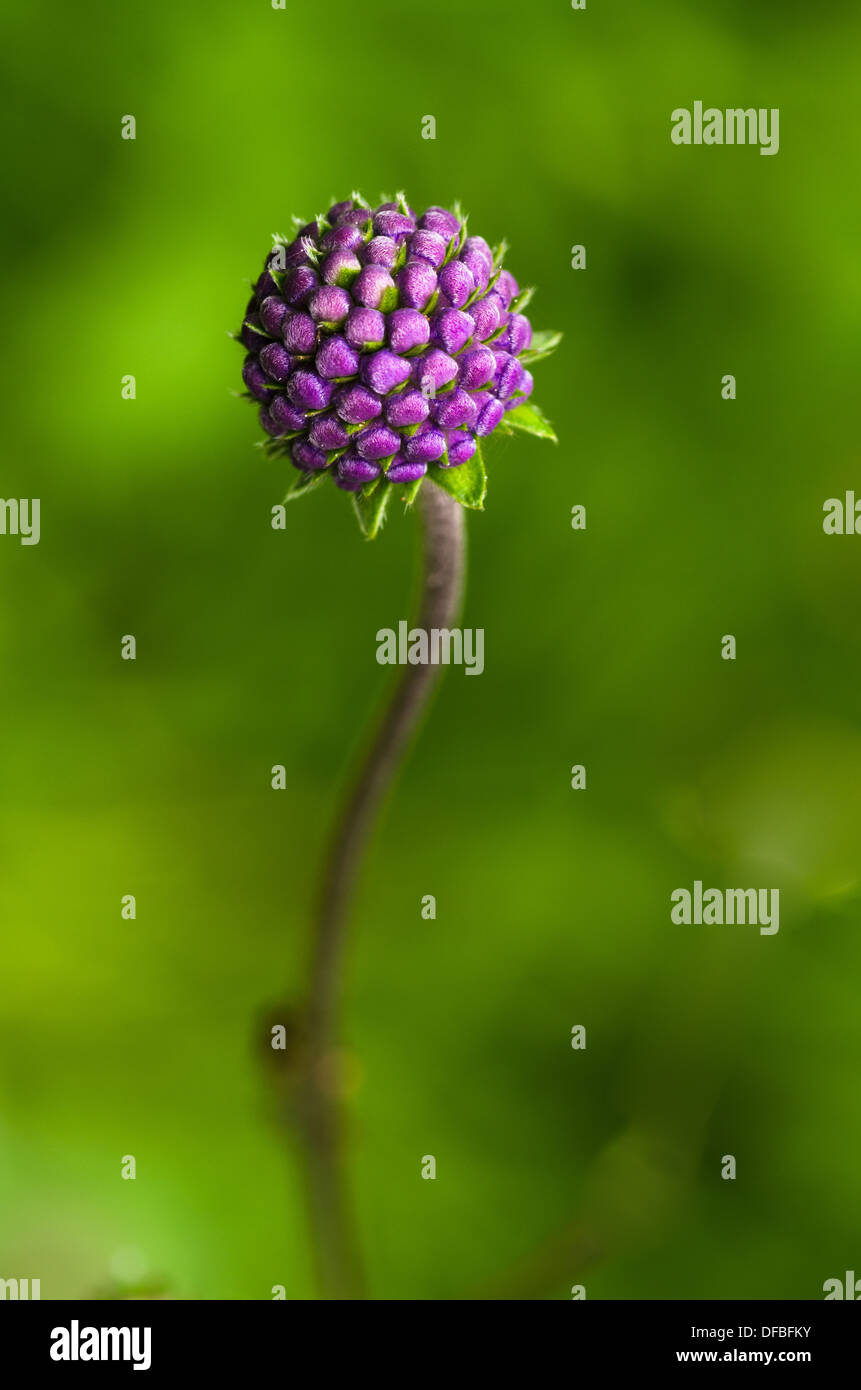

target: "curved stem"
[298,483,466,1300]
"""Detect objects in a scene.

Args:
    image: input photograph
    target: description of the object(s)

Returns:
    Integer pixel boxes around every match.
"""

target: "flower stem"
[298,483,466,1300]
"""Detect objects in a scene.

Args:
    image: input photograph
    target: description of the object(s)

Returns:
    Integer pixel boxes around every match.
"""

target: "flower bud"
[361,235,399,268]
[353,265,397,310]
[260,295,288,337]
[397,260,438,311]
[315,335,360,380]
[355,424,401,460]
[335,383,383,423]
[385,389,429,428]
[309,413,350,450]
[287,370,335,412]
[243,356,271,403]
[361,349,412,395]
[457,346,496,391]
[321,250,362,287]
[338,451,381,484]
[344,307,386,351]
[431,308,474,355]
[259,342,294,383]
[292,439,329,471]
[444,430,478,467]
[387,458,428,483]
[413,348,458,394]
[282,310,317,355]
[433,388,478,431]
[473,392,505,436]
[438,260,474,309]
[308,286,351,325]
[281,266,319,306]
[404,425,446,463]
[387,308,430,354]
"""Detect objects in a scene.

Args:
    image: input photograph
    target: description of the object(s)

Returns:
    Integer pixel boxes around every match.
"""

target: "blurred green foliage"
[1,0,860,1300]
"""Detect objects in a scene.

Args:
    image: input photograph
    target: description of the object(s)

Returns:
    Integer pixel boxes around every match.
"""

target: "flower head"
[238,196,559,535]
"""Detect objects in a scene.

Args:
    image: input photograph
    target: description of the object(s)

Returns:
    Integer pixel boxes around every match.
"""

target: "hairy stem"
[298,483,466,1300]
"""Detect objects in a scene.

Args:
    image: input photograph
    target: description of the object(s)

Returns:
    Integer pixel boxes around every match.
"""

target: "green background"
[1,0,860,1299]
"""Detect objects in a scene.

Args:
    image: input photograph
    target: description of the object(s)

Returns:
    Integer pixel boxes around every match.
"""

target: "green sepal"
[499,400,557,442]
[492,239,509,270]
[520,329,563,365]
[401,477,424,506]
[284,469,329,503]
[509,286,535,314]
[354,479,391,538]
[378,284,400,312]
[427,438,486,510]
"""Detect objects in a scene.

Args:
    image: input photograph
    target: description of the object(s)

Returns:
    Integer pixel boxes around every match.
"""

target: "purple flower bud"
[280,240,313,269]
[308,285,351,325]
[467,294,501,342]
[287,369,334,412]
[494,352,524,400]
[418,207,461,239]
[433,388,478,430]
[270,394,306,432]
[353,265,397,310]
[258,266,282,299]
[385,389,429,428]
[397,260,437,311]
[387,307,430,354]
[292,439,329,471]
[315,334,360,380]
[438,259,474,309]
[321,250,362,287]
[320,223,363,254]
[431,308,474,355]
[462,236,493,272]
[361,236,399,268]
[326,200,354,223]
[355,424,401,460]
[335,383,383,424]
[404,425,446,463]
[495,270,519,308]
[473,392,505,436]
[242,356,271,403]
[511,369,534,404]
[339,207,373,227]
[309,413,350,450]
[338,451,381,484]
[409,229,448,268]
[281,266,319,306]
[259,405,279,435]
[333,471,364,492]
[413,348,458,394]
[361,348,412,395]
[259,295,288,337]
[444,430,478,467]
[460,249,490,292]
[457,345,496,390]
[505,313,532,355]
[282,310,317,355]
[387,458,427,483]
[344,307,386,351]
[240,315,268,352]
[259,342,294,383]
[373,210,415,238]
